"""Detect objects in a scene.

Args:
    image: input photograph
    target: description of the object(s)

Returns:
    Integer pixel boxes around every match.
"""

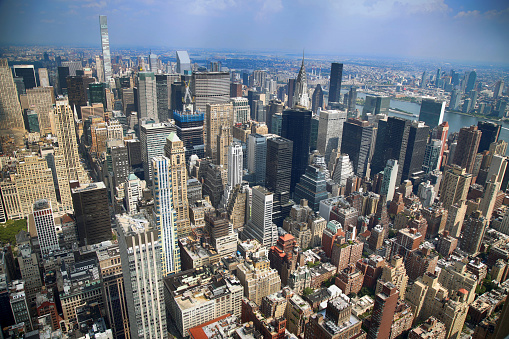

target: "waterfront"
[354,92,509,155]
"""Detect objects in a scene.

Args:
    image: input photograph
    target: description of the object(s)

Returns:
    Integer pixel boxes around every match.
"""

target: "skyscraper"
[380,159,399,201]
[117,213,168,338]
[347,86,357,114]
[67,75,94,118]
[453,125,482,174]
[449,90,461,110]
[328,63,343,104]
[371,116,411,185]
[151,156,180,276]
[419,99,445,129]
[243,186,277,247]
[477,121,500,153]
[164,133,191,238]
[266,137,293,227]
[231,97,250,123]
[57,66,70,94]
[362,95,390,117]
[137,72,157,122]
[222,142,243,207]
[460,210,487,255]
[316,110,347,163]
[12,65,37,89]
[247,133,267,186]
[281,108,312,192]
[205,102,233,163]
[176,51,191,74]
[294,165,328,211]
[72,182,111,247]
[341,118,375,178]
[31,199,60,256]
[292,55,310,108]
[401,121,430,180]
[367,282,399,339]
[465,70,476,93]
[312,84,323,113]
[37,68,50,87]
[174,109,205,163]
[0,59,25,147]
[439,165,472,210]
[155,74,169,122]
[99,15,112,82]
[494,80,504,99]
[140,122,175,182]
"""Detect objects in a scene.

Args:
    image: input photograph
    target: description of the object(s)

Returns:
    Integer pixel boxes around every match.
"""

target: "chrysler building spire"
[292,50,310,109]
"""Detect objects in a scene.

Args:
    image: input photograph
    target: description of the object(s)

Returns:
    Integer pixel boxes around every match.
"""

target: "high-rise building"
[222,142,243,207]
[247,133,267,186]
[67,75,94,118]
[494,80,505,99]
[88,82,106,108]
[155,74,169,122]
[453,125,482,173]
[292,56,310,108]
[97,244,130,339]
[362,95,390,117]
[371,117,411,185]
[37,68,49,87]
[367,282,399,339]
[402,121,430,181]
[422,139,442,173]
[479,175,500,222]
[328,63,343,104]
[243,186,277,247]
[192,71,230,119]
[12,64,37,89]
[287,78,295,107]
[312,84,323,113]
[347,86,357,114]
[281,108,312,192]
[294,165,328,211]
[267,99,284,133]
[99,15,112,82]
[465,70,476,92]
[439,165,472,209]
[140,122,175,182]
[12,153,58,217]
[164,133,191,238]
[317,110,347,163]
[125,173,143,215]
[0,59,25,147]
[380,159,399,201]
[444,201,467,238]
[205,102,233,163]
[266,137,293,227]
[419,99,445,129]
[151,156,180,276]
[26,86,54,135]
[332,154,354,186]
[460,210,487,255]
[31,199,60,256]
[95,56,104,83]
[61,60,83,77]
[137,72,157,121]
[341,118,375,178]
[72,182,111,246]
[231,97,250,123]
[57,66,70,94]
[106,140,130,191]
[117,213,167,338]
[477,121,500,153]
[176,50,191,74]
[449,89,461,110]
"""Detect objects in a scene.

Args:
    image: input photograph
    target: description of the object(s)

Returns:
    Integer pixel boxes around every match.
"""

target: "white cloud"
[325,0,450,18]
[256,0,283,20]
[454,7,509,20]
[82,1,107,8]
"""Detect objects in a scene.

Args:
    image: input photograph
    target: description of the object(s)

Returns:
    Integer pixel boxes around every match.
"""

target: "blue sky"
[0,0,508,63]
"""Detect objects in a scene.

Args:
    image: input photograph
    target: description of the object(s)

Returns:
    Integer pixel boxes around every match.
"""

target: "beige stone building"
[376,255,409,301]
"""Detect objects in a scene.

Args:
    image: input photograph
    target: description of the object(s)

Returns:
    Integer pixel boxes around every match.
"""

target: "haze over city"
[1,0,509,63]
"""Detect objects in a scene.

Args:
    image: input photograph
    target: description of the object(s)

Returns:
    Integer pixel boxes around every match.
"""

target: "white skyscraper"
[125,174,144,215]
[99,15,112,82]
[140,122,175,182]
[332,154,354,186]
[32,199,59,255]
[292,54,310,109]
[380,159,399,201]
[149,53,158,73]
[221,142,243,207]
[243,186,277,247]
[117,213,167,339]
[176,51,191,74]
[137,72,157,121]
[231,97,250,123]
[317,110,347,162]
[151,156,180,276]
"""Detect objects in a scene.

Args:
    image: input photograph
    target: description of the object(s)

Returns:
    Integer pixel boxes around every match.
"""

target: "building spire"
[292,50,310,109]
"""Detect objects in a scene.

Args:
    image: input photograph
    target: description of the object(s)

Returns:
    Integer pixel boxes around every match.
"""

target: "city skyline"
[0,0,508,64]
